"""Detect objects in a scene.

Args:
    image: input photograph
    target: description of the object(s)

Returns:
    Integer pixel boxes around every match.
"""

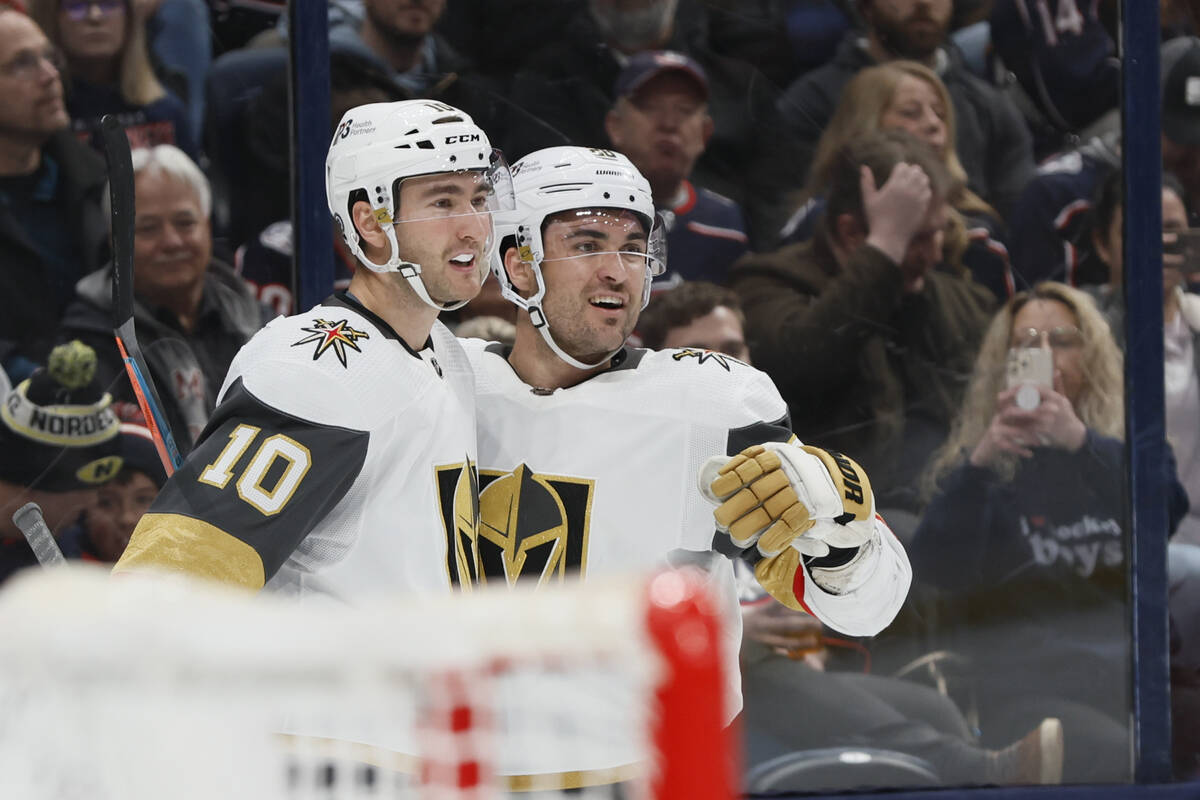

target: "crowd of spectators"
[3,0,1200,788]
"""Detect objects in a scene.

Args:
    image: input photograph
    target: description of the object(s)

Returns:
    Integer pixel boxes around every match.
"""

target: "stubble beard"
[872,13,946,61]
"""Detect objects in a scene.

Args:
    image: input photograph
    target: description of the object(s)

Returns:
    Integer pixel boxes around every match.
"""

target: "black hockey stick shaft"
[99,115,183,474]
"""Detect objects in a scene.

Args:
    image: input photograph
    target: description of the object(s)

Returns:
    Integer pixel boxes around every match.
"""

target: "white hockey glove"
[699,443,877,611]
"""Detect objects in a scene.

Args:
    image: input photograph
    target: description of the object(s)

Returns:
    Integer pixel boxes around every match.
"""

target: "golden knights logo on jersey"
[291,319,370,367]
[435,459,481,589]
[439,462,594,589]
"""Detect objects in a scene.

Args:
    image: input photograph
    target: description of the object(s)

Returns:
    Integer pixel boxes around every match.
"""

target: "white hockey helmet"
[326,100,515,311]
[492,146,666,369]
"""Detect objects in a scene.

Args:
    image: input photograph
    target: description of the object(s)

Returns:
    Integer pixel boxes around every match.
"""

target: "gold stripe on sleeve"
[112,512,266,590]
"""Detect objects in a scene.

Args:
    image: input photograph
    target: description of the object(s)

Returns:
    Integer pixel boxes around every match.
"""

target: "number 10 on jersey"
[198,424,312,515]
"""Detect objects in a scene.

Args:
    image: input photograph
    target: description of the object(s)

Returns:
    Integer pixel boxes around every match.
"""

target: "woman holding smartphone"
[908,281,1187,782]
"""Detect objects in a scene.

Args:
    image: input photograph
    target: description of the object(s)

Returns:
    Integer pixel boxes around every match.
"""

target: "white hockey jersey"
[116,294,478,602]
[463,341,911,731]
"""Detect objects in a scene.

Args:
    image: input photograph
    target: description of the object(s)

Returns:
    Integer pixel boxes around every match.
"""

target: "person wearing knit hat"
[0,340,122,583]
[64,422,166,564]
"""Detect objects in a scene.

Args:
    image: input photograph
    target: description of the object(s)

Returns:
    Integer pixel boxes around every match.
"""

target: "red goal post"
[0,565,736,800]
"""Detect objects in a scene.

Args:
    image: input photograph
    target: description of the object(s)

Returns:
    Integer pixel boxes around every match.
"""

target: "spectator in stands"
[324,0,507,140]
[989,0,1120,160]
[1007,36,1200,288]
[638,280,750,361]
[0,5,108,382]
[911,281,1187,782]
[62,420,164,563]
[604,51,748,288]
[27,0,197,158]
[236,49,409,314]
[142,0,210,143]
[213,1,504,252]
[504,0,803,247]
[433,0,587,79]
[58,144,268,449]
[0,340,122,584]
[637,275,1064,787]
[1085,172,1200,542]
[779,60,1013,301]
[702,0,856,90]
[1083,172,1200,731]
[731,130,994,513]
[776,0,1033,219]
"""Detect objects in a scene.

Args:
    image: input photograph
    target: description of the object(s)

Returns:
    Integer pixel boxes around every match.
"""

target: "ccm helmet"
[326,100,514,311]
[492,146,666,369]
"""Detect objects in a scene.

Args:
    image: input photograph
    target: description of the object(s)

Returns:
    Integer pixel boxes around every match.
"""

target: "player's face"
[899,199,947,279]
[57,0,126,63]
[607,73,709,190]
[1010,299,1084,406]
[132,170,213,302]
[88,470,157,562]
[540,209,649,362]
[0,12,69,141]
[393,171,493,305]
[880,75,948,156]
[866,0,951,60]
[662,305,750,362]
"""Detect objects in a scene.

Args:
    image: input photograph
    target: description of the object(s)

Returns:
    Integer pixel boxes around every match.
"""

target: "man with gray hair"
[57,143,269,450]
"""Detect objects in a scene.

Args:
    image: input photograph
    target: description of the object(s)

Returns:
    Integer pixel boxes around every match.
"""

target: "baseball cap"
[1162,36,1200,147]
[614,50,709,102]
[0,341,123,492]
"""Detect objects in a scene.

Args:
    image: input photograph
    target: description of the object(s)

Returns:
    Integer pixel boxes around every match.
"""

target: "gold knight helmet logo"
[435,459,481,589]
[439,462,593,589]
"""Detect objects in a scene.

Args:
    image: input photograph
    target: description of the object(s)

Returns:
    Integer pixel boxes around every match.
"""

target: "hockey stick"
[99,115,183,476]
[13,503,66,567]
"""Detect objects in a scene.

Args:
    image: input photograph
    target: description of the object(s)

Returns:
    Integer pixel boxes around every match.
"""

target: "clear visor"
[538,208,667,276]
[381,152,516,270]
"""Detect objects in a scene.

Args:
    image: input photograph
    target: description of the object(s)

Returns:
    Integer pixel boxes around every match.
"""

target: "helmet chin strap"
[515,259,655,372]
[528,301,624,371]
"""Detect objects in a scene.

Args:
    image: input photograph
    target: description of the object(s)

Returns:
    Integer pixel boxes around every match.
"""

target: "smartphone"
[1006,347,1053,409]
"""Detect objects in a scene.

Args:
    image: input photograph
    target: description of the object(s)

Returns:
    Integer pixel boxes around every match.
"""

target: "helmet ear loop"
[523,256,551,330]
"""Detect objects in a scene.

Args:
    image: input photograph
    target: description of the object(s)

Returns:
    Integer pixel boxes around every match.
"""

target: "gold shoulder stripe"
[112,513,266,590]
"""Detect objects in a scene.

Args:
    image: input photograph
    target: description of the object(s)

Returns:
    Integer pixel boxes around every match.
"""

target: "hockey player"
[113,100,513,597]
[459,147,911,776]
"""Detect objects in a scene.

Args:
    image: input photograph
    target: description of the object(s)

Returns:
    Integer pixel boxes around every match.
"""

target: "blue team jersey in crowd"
[653,180,749,289]
[1007,134,1120,288]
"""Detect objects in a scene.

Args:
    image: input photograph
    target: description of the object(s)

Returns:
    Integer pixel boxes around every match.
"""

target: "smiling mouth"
[589,296,626,311]
[449,254,477,270]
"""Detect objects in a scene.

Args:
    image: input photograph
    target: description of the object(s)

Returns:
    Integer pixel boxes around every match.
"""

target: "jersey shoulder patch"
[286,313,375,369]
[224,305,425,430]
[662,346,750,372]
